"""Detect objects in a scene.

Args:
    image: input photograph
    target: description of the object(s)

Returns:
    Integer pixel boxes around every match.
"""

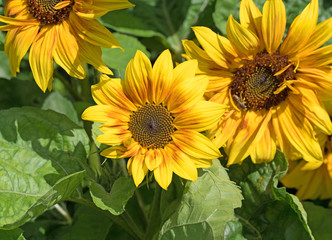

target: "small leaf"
[302,201,332,240]
[0,228,25,240]
[224,150,314,240]
[90,177,136,215]
[158,159,243,240]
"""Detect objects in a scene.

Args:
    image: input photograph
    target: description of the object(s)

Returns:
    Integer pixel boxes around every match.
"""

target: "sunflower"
[281,133,332,200]
[0,0,134,92]
[183,0,332,166]
[82,50,225,190]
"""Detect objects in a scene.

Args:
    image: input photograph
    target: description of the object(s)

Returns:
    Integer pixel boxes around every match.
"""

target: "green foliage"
[89,178,136,216]
[158,160,243,240]
[0,229,25,240]
[223,150,314,240]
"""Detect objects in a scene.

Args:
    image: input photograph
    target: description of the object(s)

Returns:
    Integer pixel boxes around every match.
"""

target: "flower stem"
[144,185,162,239]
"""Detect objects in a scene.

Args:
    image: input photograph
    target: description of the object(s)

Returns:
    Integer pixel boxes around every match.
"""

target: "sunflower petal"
[280,0,318,56]
[29,26,58,92]
[167,144,197,182]
[226,14,259,57]
[240,0,262,40]
[100,141,140,159]
[53,22,86,79]
[250,125,276,163]
[82,105,130,123]
[124,50,151,105]
[261,0,286,54]
[5,0,26,16]
[69,13,121,48]
[150,50,173,104]
[91,76,137,111]
[227,110,272,165]
[127,149,148,187]
[299,45,332,68]
[145,149,163,171]
[272,101,323,162]
[95,130,130,145]
[0,15,39,26]
[174,101,226,132]
[153,149,173,190]
[172,129,221,160]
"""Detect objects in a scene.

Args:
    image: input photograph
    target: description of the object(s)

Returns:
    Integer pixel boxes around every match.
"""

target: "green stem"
[54,203,72,225]
[135,189,148,230]
[68,197,141,240]
[144,185,162,240]
[236,214,262,240]
[122,212,145,240]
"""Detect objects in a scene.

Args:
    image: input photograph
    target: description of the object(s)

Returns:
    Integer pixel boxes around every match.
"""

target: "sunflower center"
[27,0,73,25]
[128,103,176,149]
[230,51,296,111]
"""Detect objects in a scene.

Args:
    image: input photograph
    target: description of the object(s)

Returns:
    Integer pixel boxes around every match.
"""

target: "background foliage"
[0,0,332,239]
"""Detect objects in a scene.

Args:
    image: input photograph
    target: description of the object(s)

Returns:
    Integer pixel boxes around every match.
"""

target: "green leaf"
[102,33,150,79]
[302,201,332,240]
[42,91,80,125]
[0,107,89,180]
[46,204,113,240]
[2,171,85,229]
[224,150,314,240]
[224,219,245,240]
[102,0,216,55]
[0,107,89,228]
[89,177,136,215]
[0,228,25,240]
[158,159,243,240]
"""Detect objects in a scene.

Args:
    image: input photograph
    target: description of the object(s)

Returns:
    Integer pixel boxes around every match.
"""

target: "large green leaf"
[302,201,332,240]
[89,177,136,215]
[224,150,314,239]
[2,171,85,229]
[0,107,89,228]
[158,159,243,240]
[102,0,216,54]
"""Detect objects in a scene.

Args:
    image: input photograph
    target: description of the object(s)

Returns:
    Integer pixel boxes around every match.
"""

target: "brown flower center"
[230,51,296,111]
[27,0,73,25]
[128,103,176,149]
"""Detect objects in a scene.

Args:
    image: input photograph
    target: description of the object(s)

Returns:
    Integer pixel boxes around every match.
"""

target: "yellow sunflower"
[0,0,134,92]
[82,50,225,190]
[183,0,332,166]
[281,133,332,200]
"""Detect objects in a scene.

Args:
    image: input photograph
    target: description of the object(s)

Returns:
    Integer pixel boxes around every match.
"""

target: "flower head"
[183,0,332,165]
[82,50,225,189]
[0,0,134,92]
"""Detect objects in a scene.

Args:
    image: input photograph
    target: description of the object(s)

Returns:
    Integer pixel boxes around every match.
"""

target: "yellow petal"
[73,0,134,19]
[82,105,130,123]
[296,18,332,58]
[0,15,39,26]
[150,49,173,104]
[95,130,130,145]
[172,129,221,160]
[261,0,286,54]
[272,101,323,162]
[299,45,332,68]
[145,149,162,171]
[5,0,26,16]
[153,149,173,190]
[192,26,239,68]
[288,86,332,135]
[100,141,140,159]
[54,0,72,9]
[227,110,272,165]
[250,125,276,163]
[167,144,197,182]
[239,0,263,51]
[123,50,151,106]
[226,15,259,57]
[5,25,39,76]
[91,76,137,111]
[78,39,113,75]
[280,0,318,56]
[69,12,121,49]
[127,148,148,187]
[167,75,208,114]
[53,22,86,79]
[29,26,58,92]
[174,101,226,132]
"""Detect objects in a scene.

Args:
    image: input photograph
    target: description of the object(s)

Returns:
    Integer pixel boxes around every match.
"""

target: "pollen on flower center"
[27,0,73,25]
[230,51,296,111]
[128,103,176,149]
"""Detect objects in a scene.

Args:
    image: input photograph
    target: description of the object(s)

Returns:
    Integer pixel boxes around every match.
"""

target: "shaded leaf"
[224,150,314,239]
[158,159,243,240]
[0,228,25,240]
[302,201,332,240]
[90,177,136,215]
